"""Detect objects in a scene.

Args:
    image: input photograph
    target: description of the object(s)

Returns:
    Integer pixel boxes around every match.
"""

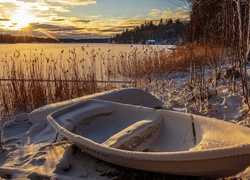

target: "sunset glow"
[0,0,188,39]
[11,9,36,29]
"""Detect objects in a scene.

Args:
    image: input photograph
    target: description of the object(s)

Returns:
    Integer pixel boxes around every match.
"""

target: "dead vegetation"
[0,43,246,119]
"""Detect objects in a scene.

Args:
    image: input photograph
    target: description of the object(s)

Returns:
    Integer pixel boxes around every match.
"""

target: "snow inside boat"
[29,88,163,124]
[47,99,250,178]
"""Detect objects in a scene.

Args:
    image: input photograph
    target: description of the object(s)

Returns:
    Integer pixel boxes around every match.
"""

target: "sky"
[0,0,189,39]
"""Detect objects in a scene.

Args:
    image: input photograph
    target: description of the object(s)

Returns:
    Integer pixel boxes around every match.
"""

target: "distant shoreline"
[0,35,174,45]
[0,35,110,44]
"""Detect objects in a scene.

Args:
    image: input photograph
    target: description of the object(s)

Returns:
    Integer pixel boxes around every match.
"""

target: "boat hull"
[74,141,250,177]
[48,99,250,178]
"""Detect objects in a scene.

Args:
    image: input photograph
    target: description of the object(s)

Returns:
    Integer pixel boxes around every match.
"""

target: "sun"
[11,9,36,29]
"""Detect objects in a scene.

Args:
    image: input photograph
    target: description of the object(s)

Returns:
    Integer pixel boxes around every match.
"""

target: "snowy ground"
[0,74,250,179]
[0,45,250,179]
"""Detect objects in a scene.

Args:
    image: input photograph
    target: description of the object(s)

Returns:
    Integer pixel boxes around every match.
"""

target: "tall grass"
[0,47,100,116]
[116,43,231,113]
[0,45,152,117]
[116,45,171,80]
[0,43,229,118]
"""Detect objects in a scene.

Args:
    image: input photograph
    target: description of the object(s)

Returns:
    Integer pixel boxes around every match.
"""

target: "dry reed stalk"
[0,47,101,117]
[1,43,228,118]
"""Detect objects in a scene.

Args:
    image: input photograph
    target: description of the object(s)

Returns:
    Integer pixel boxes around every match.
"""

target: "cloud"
[149,9,162,17]
[72,19,91,23]
[50,27,86,32]
[30,23,85,31]
[148,9,188,20]
[29,23,60,29]
[0,18,10,22]
[118,19,145,27]
[51,18,66,22]
[10,22,88,39]
[46,0,96,6]
[49,5,70,13]
[0,0,70,20]
[0,0,188,39]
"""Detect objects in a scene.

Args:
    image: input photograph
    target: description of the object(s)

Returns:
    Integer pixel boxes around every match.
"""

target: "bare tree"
[233,0,250,109]
[188,0,250,107]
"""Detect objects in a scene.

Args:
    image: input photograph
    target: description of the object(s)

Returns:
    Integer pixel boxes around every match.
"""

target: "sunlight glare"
[11,9,36,29]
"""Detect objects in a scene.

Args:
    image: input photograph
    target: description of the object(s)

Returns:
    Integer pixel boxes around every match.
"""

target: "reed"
[0,47,100,116]
[0,43,227,118]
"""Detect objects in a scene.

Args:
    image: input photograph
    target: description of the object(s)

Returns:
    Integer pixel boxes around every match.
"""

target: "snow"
[0,44,250,178]
[28,88,163,124]
[0,88,165,179]
[45,102,250,177]
[1,89,249,178]
[102,113,163,150]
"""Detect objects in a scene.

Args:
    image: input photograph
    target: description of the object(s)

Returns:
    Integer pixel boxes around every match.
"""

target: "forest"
[113,0,250,112]
[113,18,186,44]
[183,0,250,109]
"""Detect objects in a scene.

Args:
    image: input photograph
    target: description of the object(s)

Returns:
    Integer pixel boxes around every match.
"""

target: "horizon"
[0,0,189,40]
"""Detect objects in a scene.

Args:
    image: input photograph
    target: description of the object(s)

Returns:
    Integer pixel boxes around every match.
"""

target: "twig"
[190,114,197,145]
[51,132,59,144]
[0,130,5,153]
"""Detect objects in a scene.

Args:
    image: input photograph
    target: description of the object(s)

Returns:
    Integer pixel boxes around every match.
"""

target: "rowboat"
[47,99,250,178]
[28,88,163,124]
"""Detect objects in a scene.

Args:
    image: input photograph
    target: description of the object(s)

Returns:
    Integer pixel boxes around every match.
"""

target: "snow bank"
[1,88,250,179]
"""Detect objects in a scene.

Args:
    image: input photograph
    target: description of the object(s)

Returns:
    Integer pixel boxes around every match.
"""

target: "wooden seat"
[102,114,164,151]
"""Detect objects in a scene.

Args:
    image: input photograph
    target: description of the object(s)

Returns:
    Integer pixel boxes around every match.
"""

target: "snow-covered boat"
[29,88,163,124]
[47,99,250,178]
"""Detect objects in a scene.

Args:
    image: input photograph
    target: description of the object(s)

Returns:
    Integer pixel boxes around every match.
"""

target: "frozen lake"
[0,43,172,81]
[0,43,172,59]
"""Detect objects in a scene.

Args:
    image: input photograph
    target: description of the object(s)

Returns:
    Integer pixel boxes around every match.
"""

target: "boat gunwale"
[47,99,250,162]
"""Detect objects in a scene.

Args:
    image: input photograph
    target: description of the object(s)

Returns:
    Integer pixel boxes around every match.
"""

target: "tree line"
[0,34,59,43]
[113,18,186,44]
[0,34,109,44]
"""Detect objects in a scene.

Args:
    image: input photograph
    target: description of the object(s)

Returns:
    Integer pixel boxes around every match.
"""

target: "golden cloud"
[149,9,188,20]
[48,0,96,6]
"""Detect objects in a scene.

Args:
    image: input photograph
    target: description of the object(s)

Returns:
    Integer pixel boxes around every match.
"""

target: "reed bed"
[0,45,151,117]
[0,47,100,116]
[0,43,228,118]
